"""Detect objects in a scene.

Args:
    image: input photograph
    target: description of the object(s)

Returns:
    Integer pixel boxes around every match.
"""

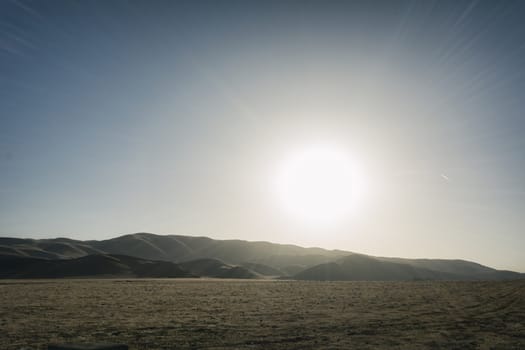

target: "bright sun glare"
[275,145,365,224]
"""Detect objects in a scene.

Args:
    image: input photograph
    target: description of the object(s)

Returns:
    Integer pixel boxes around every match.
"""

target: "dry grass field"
[1,279,524,349]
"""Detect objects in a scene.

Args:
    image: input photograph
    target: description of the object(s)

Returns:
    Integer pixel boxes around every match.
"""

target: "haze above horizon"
[1,1,524,272]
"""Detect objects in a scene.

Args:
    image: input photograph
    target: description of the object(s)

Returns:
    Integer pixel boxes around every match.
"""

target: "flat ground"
[1,279,524,349]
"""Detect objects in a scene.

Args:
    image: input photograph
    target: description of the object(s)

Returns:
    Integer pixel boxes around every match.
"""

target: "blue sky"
[1,0,525,271]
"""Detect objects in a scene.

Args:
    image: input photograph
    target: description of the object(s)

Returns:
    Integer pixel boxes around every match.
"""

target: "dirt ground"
[0,279,524,349]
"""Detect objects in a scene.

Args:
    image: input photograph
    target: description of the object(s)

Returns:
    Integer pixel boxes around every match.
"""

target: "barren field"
[1,279,524,349]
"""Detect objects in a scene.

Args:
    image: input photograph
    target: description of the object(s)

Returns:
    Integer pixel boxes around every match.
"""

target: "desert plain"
[1,279,524,349]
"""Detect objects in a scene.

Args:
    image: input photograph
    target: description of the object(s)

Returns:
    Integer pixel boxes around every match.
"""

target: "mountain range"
[0,233,522,281]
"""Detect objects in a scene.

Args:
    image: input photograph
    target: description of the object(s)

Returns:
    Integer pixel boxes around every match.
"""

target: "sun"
[275,145,364,224]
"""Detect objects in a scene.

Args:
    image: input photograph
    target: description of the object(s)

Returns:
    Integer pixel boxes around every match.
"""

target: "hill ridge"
[1,233,523,281]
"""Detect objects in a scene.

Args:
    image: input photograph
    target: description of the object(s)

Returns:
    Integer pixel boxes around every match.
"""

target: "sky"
[1,0,524,272]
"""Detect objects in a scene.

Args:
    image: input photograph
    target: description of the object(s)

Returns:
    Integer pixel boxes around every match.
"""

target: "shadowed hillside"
[241,262,284,276]
[294,254,524,281]
[1,233,348,271]
[0,237,104,259]
[180,258,259,279]
[1,233,523,281]
[294,254,455,281]
[0,254,195,278]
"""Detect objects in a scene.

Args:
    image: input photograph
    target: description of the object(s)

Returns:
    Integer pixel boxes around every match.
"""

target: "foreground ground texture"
[1,279,524,349]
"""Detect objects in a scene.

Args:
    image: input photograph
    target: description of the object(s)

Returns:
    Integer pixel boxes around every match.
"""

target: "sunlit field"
[1,279,524,349]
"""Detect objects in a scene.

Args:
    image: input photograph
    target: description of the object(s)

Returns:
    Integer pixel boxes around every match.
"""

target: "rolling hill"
[0,233,346,273]
[0,254,195,279]
[240,262,284,276]
[294,254,524,281]
[294,254,456,281]
[0,233,523,281]
[179,258,258,279]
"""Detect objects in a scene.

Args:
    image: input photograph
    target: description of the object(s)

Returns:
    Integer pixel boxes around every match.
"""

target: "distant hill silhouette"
[294,254,455,281]
[294,254,524,281]
[0,233,346,273]
[0,237,104,259]
[0,233,523,280]
[0,254,194,278]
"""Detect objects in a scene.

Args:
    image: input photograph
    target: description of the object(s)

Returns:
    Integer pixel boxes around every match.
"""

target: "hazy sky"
[1,0,525,271]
